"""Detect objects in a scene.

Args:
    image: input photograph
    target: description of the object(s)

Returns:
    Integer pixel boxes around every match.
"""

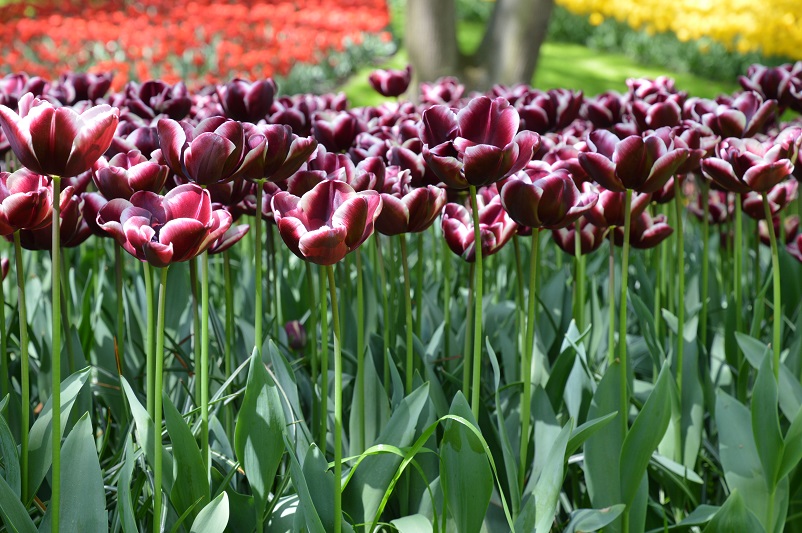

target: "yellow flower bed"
[557,0,802,59]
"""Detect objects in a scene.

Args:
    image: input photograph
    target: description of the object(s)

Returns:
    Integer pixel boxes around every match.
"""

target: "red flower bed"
[0,0,391,90]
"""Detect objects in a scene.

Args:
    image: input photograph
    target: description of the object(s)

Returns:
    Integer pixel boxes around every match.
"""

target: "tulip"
[93,150,169,200]
[217,78,277,123]
[271,179,382,266]
[374,168,446,236]
[238,124,318,183]
[441,193,516,263]
[700,91,777,139]
[739,63,802,113]
[0,168,53,234]
[585,187,651,228]
[113,80,192,121]
[284,320,308,351]
[368,65,412,98]
[313,110,364,153]
[688,189,732,225]
[515,88,583,133]
[553,217,607,255]
[49,72,113,105]
[582,91,626,129]
[0,93,119,178]
[420,76,465,106]
[207,222,249,254]
[760,215,799,247]
[16,189,91,250]
[742,180,798,220]
[613,211,673,249]
[701,137,794,194]
[629,93,683,132]
[97,183,232,267]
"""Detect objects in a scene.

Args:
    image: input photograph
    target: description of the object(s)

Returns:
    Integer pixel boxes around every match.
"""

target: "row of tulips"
[0,0,391,90]
[0,61,801,532]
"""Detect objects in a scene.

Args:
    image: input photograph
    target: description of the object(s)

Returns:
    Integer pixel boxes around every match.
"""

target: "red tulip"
[368,66,412,98]
[271,179,382,265]
[93,150,169,200]
[96,183,232,267]
[375,167,446,235]
[0,168,53,234]
[441,191,516,262]
[0,93,119,177]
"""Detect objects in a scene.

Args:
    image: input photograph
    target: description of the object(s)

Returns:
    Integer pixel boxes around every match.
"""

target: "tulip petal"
[298,225,349,265]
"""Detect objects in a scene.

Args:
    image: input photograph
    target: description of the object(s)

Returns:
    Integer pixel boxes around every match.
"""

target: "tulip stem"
[574,220,585,331]
[318,265,329,448]
[512,235,525,376]
[375,236,391,390]
[200,250,210,476]
[50,175,62,533]
[13,232,30,503]
[400,235,415,394]
[700,183,710,351]
[269,223,281,338]
[254,180,264,356]
[674,180,685,397]
[223,251,234,437]
[189,258,201,402]
[608,231,616,365]
[519,229,540,492]
[415,232,424,338]
[153,266,169,533]
[463,263,474,397]
[305,262,319,420]
[443,234,452,365]
[618,189,633,438]
[0,244,7,402]
[468,185,484,419]
[355,247,366,450]
[115,244,125,376]
[59,251,75,375]
[144,262,156,419]
[326,265,344,533]
[763,192,781,380]
[734,199,743,333]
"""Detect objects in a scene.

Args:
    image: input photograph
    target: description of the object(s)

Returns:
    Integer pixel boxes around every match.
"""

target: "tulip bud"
[284,320,308,351]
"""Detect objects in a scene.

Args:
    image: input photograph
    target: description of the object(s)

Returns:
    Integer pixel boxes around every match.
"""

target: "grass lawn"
[340,19,738,106]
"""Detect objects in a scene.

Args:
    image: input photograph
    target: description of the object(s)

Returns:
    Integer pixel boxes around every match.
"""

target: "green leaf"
[735,332,770,369]
[0,473,37,533]
[234,350,286,517]
[286,442,325,533]
[487,339,520,515]
[118,436,138,533]
[348,345,390,456]
[164,393,210,524]
[565,411,617,458]
[535,422,572,533]
[25,367,90,503]
[564,504,626,533]
[702,490,765,533]
[190,492,229,533]
[389,514,433,533]
[752,353,784,489]
[778,404,802,481]
[513,495,537,533]
[47,413,107,532]
[620,363,672,506]
[0,411,21,498]
[440,392,491,533]
[302,444,354,533]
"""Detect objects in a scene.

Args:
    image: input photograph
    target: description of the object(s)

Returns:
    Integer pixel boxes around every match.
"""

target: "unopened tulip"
[93,150,168,200]
[0,168,53,234]
[441,191,516,262]
[375,167,447,235]
[218,78,277,123]
[368,66,412,98]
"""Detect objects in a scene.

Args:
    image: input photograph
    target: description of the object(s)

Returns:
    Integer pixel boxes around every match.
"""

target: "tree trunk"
[405,0,460,88]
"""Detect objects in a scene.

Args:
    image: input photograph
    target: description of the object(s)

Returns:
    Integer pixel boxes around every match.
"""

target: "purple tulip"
[741,180,798,220]
[93,150,169,200]
[96,183,232,267]
[368,66,412,98]
[271,179,382,265]
[701,137,795,193]
[515,88,583,133]
[739,62,802,113]
[700,91,777,139]
[582,91,626,129]
[0,168,53,234]
[375,167,447,235]
[313,110,365,153]
[420,77,465,106]
[584,186,652,228]
[441,191,516,262]
[284,320,308,350]
[760,215,799,247]
[112,80,192,121]
[613,211,673,249]
[688,189,733,225]
[552,217,607,255]
[0,93,119,178]
[48,72,113,105]
[238,123,318,183]
[17,186,91,249]
[217,78,277,123]
[421,96,539,189]
[208,222,250,254]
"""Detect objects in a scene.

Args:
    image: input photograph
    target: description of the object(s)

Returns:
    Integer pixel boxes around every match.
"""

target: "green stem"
[305,262,319,418]
[701,182,710,350]
[462,263,475,398]
[59,251,75,374]
[519,229,540,492]
[763,192,781,380]
[254,180,264,356]
[415,232,424,337]
[50,175,62,533]
[318,265,329,448]
[618,189,633,439]
[735,199,743,332]
[200,251,210,475]
[269,223,281,338]
[153,266,169,533]
[513,235,525,371]
[400,235,415,394]
[0,244,7,401]
[115,244,125,375]
[223,251,234,437]
[144,262,155,419]
[13,232,29,502]
[189,258,201,402]
[326,265,344,533]
[468,185,484,420]
[443,235,452,365]
[608,231,616,365]
[574,220,585,331]
[375,237,391,390]
[654,223,663,342]
[355,247,365,450]
[675,182,685,397]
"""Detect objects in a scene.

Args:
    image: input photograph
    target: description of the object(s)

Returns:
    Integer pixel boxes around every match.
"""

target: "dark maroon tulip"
[49,72,113,105]
[579,129,689,194]
[157,117,246,186]
[441,192,516,262]
[0,169,53,234]
[582,91,626,129]
[700,91,777,138]
[742,180,798,220]
[108,124,161,159]
[0,73,44,108]
[0,257,7,281]
[776,126,802,181]
[627,76,680,99]
[93,150,168,200]
[786,230,802,263]
[217,78,277,123]
[688,189,733,225]
[420,77,465,106]
[515,88,583,133]
[499,166,597,229]
[760,215,798,247]
[585,186,652,228]
[208,223,250,254]
[112,80,192,121]
[650,176,679,204]
[368,66,412,98]
[284,320,307,350]
[238,124,318,183]
[701,137,794,194]
[237,180,285,222]
[613,211,673,249]
[552,217,607,255]
[421,96,539,189]
[271,179,382,266]
[0,94,119,178]
[97,183,232,267]
[17,186,91,249]
[739,62,802,112]
[312,110,364,153]
[375,167,447,236]
[630,93,683,132]
[81,192,109,237]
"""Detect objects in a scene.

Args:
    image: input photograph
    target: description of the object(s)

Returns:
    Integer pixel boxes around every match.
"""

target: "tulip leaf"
[583,364,623,510]
[348,345,390,457]
[736,332,770,369]
[164,393,209,524]
[234,350,286,517]
[189,492,229,533]
[563,504,626,533]
[620,363,672,506]
[25,367,90,503]
[440,392,492,533]
[565,411,618,458]
[702,490,765,533]
[0,411,21,498]
[118,436,138,533]
[286,441,326,533]
[302,443,354,533]
[0,472,37,533]
[535,422,572,533]
[778,404,802,482]
[389,514,433,533]
[487,339,520,514]
[752,353,784,488]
